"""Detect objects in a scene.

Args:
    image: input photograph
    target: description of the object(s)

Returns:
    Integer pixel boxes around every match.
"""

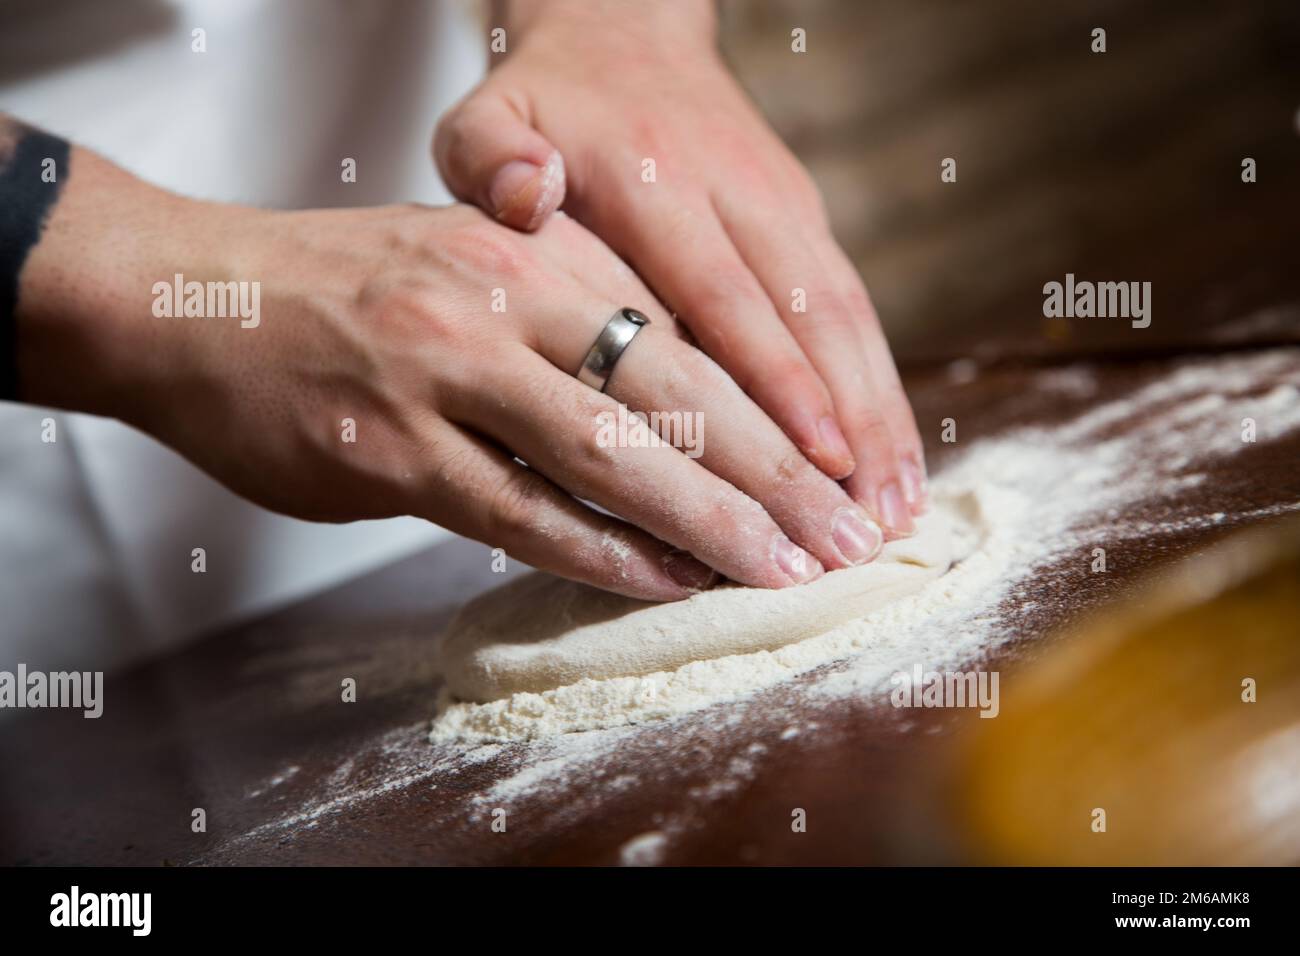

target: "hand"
[18,147,889,601]
[433,0,929,536]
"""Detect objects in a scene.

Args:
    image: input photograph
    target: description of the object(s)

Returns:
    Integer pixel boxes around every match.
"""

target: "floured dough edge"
[430,491,986,743]
[438,507,954,703]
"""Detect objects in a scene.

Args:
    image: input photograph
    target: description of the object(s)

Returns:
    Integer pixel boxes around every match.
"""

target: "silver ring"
[577,308,649,392]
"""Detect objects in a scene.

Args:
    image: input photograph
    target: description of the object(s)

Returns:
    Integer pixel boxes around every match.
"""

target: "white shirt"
[0,0,485,670]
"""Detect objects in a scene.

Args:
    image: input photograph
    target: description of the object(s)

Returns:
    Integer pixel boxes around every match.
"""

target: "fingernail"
[831,507,884,565]
[771,534,823,584]
[488,151,564,230]
[878,481,915,536]
[817,416,855,477]
[663,550,717,592]
[901,458,929,514]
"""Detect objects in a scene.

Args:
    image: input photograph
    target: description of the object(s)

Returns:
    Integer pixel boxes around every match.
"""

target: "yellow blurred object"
[957,516,1300,864]
[1041,316,1074,344]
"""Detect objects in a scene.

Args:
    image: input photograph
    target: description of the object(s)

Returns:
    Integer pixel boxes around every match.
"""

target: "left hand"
[433,0,928,536]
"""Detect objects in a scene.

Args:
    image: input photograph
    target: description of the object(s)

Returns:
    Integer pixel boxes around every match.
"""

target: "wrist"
[15,146,253,431]
[496,0,718,59]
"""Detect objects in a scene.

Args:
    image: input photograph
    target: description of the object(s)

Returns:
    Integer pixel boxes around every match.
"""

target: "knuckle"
[882,404,924,453]
[695,266,762,318]
[627,114,668,162]
[367,280,434,327]
[844,407,894,446]
[484,469,549,541]
[726,156,776,195]
[841,284,876,324]
[696,488,761,544]
[423,442,479,515]
[800,294,856,333]
[452,220,536,280]
[368,282,468,347]
[575,411,623,470]
[773,447,813,484]
[765,354,817,395]
[433,103,461,143]
[789,168,828,221]
[433,102,474,158]
[720,349,800,399]
[742,154,824,223]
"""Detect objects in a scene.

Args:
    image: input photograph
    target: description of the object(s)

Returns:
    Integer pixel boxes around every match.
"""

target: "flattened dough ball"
[436,506,958,703]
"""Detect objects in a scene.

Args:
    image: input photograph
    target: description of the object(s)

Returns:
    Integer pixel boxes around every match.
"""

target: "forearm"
[1,115,227,426]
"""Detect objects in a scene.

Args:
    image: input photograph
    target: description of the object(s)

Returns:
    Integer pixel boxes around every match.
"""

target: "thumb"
[434,92,566,232]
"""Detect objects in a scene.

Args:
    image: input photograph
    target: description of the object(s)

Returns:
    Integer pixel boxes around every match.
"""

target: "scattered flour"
[205,350,1300,863]
[619,830,669,866]
[245,765,300,799]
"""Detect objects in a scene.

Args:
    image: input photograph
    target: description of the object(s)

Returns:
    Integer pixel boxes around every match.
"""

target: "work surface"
[3,343,1297,865]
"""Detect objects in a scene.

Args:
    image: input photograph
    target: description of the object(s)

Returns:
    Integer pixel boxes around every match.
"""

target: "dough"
[437,505,960,703]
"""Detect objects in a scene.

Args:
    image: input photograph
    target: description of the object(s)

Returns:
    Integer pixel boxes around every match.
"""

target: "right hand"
[433,1,930,533]
[19,152,887,601]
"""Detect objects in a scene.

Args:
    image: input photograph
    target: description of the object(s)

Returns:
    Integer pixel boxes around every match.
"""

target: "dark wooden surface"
[2,2,1299,865]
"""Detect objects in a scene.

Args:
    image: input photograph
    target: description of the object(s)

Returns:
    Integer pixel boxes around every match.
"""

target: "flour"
[431,350,1300,743]
[619,830,669,866]
[204,350,1300,863]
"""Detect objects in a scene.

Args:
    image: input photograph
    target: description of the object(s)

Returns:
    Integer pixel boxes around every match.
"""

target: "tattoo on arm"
[0,116,70,401]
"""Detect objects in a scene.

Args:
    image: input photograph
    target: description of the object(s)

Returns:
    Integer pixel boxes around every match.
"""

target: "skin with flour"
[437,507,958,703]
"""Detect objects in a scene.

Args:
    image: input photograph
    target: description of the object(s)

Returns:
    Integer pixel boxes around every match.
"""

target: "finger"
[418,421,716,600]
[433,89,566,231]
[447,343,824,588]
[815,237,930,514]
[586,196,856,481]
[713,196,915,535]
[613,337,885,569]
[534,284,885,571]
[530,212,680,330]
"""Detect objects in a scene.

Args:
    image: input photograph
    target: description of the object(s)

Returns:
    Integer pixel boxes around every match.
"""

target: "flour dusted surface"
[199,350,1300,862]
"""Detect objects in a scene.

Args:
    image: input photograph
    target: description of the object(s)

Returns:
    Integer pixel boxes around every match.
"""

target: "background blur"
[719,0,1300,362]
